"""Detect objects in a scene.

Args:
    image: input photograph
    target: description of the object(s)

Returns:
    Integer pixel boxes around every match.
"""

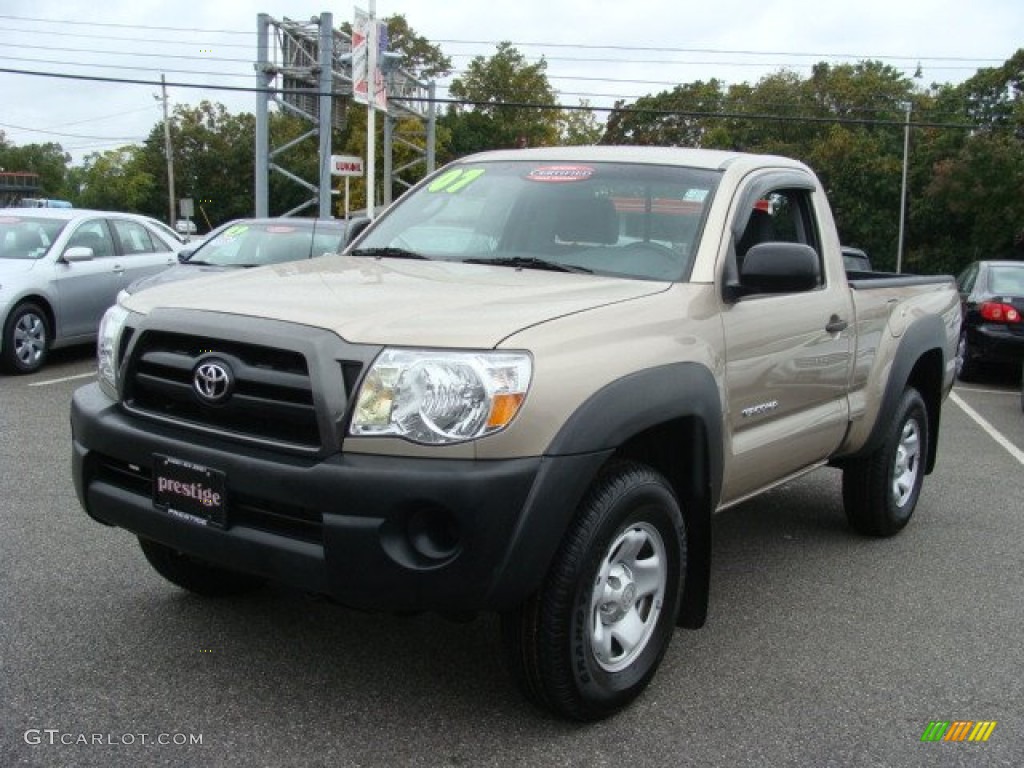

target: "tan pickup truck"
[71,146,960,721]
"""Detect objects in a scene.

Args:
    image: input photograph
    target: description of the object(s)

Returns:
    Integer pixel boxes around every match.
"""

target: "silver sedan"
[0,208,182,373]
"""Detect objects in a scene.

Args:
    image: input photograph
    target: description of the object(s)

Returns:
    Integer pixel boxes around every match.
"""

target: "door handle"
[112,264,125,274]
[825,315,848,333]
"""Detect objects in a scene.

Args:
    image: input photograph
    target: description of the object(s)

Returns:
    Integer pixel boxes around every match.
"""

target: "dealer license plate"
[153,454,227,528]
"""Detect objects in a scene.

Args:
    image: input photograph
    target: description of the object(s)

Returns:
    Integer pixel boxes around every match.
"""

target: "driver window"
[732,188,823,287]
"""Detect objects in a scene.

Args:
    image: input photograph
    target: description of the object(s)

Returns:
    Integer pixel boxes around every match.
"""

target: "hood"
[123,255,670,347]
[127,263,235,295]
[0,258,40,277]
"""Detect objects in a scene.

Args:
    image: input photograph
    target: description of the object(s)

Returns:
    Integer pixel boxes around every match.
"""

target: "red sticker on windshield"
[526,165,595,183]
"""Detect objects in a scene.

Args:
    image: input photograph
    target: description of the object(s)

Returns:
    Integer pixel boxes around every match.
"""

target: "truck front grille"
[123,331,320,449]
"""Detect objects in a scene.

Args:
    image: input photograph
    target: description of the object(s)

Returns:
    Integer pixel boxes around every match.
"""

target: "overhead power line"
[0,120,145,141]
[0,13,251,35]
[0,13,1008,67]
[0,26,254,49]
[433,39,1006,64]
[0,66,983,131]
[12,41,252,64]
[2,54,254,80]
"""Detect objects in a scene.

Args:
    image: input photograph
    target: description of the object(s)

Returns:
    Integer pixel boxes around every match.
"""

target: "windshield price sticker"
[427,168,486,193]
[526,165,595,183]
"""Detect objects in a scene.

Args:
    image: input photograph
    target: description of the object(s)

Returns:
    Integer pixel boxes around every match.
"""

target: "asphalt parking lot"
[2,348,1022,767]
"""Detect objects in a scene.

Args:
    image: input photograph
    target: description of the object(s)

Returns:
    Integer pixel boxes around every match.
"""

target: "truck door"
[718,176,854,504]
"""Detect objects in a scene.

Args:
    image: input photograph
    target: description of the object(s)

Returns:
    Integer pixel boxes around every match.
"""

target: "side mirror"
[62,246,94,263]
[739,242,821,294]
[177,248,195,263]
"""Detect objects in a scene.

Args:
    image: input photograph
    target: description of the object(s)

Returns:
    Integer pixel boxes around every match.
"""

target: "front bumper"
[71,383,609,613]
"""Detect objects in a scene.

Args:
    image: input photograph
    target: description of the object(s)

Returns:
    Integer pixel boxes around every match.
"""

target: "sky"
[0,0,1021,165]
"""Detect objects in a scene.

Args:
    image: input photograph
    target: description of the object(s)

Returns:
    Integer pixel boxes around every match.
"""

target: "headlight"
[350,349,532,445]
[97,304,129,397]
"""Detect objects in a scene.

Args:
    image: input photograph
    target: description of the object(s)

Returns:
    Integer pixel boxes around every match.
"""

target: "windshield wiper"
[351,247,430,261]
[463,256,592,274]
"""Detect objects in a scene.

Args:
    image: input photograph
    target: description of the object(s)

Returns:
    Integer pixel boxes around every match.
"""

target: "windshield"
[0,215,68,260]
[186,221,344,267]
[356,160,721,281]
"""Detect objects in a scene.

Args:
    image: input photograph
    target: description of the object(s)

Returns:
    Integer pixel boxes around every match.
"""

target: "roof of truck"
[460,145,810,173]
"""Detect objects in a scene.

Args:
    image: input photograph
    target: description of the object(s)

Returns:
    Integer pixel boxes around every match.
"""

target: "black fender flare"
[844,315,949,473]
[488,363,722,626]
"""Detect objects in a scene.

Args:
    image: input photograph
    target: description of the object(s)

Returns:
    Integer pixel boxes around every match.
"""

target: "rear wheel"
[843,387,928,537]
[502,462,685,721]
[138,537,265,596]
[2,302,50,374]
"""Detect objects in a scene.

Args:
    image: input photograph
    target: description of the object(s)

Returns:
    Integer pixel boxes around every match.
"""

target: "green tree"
[380,14,453,80]
[75,146,155,212]
[0,141,71,198]
[560,100,604,145]
[444,42,561,156]
[910,49,1024,272]
[602,80,727,147]
[137,101,257,227]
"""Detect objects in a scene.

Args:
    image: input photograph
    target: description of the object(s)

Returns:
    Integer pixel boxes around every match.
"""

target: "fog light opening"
[407,507,461,562]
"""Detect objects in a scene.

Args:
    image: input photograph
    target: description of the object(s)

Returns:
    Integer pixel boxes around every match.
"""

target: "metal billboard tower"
[254,12,436,218]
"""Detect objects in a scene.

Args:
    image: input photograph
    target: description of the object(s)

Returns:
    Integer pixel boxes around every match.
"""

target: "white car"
[0,208,182,373]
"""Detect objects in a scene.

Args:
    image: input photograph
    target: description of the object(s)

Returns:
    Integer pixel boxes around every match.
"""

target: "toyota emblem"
[193,359,233,404]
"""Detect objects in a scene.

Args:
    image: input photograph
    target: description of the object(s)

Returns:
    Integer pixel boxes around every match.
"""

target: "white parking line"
[954,386,1019,396]
[949,391,1024,466]
[27,372,95,387]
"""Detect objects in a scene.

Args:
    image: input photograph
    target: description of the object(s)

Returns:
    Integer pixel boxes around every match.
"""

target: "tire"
[842,387,928,537]
[2,302,50,374]
[955,331,978,382]
[138,537,265,597]
[502,462,685,721]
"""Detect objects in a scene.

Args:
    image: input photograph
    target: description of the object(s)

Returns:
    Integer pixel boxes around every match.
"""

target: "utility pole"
[366,0,378,220]
[896,101,911,274]
[159,74,176,226]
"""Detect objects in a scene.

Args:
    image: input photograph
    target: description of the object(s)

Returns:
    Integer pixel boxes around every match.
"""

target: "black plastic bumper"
[71,383,610,613]
[967,325,1024,365]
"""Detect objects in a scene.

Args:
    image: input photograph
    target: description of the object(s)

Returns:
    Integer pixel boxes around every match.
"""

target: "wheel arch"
[6,294,57,340]
[545,362,723,630]
[841,316,948,474]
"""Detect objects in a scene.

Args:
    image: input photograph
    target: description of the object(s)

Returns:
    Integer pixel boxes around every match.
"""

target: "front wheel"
[138,537,265,596]
[502,462,685,721]
[842,387,929,537]
[2,302,50,374]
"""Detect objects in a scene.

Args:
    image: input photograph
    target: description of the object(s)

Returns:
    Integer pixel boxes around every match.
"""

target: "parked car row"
[0,208,350,374]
